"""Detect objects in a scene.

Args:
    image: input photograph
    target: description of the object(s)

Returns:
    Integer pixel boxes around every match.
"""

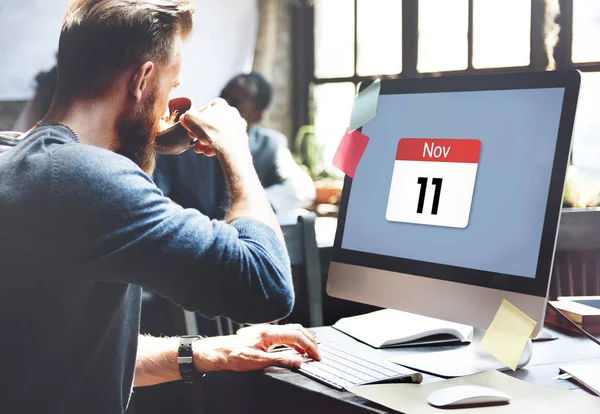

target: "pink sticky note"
[332,129,370,178]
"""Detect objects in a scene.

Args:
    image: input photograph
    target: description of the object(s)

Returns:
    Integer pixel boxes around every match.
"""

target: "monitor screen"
[341,87,566,280]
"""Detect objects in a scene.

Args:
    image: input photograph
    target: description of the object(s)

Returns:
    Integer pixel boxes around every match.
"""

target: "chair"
[281,212,324,328]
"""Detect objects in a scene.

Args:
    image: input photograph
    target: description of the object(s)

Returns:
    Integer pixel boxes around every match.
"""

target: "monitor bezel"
[332,70,581,298]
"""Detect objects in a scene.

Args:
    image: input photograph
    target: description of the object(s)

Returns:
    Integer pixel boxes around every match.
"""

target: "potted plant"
[294,125,343,206]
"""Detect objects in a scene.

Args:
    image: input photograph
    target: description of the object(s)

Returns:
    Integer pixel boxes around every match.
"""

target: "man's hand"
[179,98,283,235]
[193,324,321,373]
[180,98,249,159]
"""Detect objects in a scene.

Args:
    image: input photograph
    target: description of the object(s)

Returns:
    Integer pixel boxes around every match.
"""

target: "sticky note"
[480,299,537,371]
[349,79,381,132]
[332,129,370,178]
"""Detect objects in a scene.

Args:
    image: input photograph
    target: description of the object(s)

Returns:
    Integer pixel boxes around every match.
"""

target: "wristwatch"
[178,335,206,384]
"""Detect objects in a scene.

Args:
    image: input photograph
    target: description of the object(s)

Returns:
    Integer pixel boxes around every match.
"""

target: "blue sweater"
[0,126,293,413]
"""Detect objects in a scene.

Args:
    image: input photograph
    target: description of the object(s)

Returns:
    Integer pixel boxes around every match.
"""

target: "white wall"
[0,0,68,100]
[179,0,257,105]
[0,0,257,104]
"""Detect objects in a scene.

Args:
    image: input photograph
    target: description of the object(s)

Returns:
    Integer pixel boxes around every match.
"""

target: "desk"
[203,326,600,414]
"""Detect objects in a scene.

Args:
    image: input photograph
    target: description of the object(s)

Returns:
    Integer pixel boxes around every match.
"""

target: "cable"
[546,301,600,347]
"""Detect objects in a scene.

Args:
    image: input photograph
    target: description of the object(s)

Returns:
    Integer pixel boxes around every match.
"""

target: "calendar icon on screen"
[386,138,481,229]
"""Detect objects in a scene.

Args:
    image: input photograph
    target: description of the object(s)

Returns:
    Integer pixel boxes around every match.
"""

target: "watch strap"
[178,335,205,384]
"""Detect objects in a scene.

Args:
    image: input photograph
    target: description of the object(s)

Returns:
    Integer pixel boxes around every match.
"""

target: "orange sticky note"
[332,129,369,178]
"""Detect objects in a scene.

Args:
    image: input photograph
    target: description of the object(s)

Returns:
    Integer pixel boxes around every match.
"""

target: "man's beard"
[116,90,159,175]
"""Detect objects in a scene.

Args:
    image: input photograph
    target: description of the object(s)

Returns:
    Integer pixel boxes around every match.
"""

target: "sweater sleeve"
[50,145,294,323]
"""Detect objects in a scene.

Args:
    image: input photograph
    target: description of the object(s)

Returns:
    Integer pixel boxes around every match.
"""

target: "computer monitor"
[327,71,580,344]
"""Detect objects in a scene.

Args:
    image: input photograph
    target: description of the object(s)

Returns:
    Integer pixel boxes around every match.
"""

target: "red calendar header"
[395,138,481,164]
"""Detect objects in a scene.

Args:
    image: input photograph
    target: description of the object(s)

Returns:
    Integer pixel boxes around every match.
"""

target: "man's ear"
[129,61,154,102]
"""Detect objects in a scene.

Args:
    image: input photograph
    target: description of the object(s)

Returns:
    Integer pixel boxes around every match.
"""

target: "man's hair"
[235,72,274,113]
[57,0,194,99]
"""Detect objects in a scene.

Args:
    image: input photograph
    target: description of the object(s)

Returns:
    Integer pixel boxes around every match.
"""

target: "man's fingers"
[287,343,311,356]
[290,331,320,361]
[203,148,217,157]
[179,111,207,138]
[286,323,318,346]
[193,138,216,156]
[209,97,228,107]
[267,330,320,361]
[280,324,319,358]
[263,350,303,369]
[231,348,303,372]
[194,145,217,157]
[239,324,321,361]
[180,103,239,139]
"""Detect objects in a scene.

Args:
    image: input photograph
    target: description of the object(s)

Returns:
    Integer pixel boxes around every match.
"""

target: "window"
[357,0,403,76]
[313,0,402,175]
[572,72,600,170]
[314,0,354,79]
[308,0,599,177]
[569,1,600,170]
[312,83,356,169]
[472,0,531,69]
[418,0,468,73]
[572,0,600,63]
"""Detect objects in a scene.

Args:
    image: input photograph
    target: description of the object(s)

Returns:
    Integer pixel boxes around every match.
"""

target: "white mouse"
[427,385,511,408]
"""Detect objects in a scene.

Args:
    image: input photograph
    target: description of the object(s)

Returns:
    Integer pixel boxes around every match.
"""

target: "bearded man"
[0,1,318,413]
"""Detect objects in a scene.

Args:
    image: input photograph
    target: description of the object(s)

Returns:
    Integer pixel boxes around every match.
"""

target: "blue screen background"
[340,88,565,278]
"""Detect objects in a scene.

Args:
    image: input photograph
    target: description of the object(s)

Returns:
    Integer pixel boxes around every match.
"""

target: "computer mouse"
[427,385,511,408]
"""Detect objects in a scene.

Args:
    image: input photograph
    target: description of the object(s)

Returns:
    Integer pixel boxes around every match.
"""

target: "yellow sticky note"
[480,299,537,371]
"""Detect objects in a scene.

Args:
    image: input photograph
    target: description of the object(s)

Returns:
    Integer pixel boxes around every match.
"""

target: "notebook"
[332,309,473,349]
[560,362,600,396]
[558,296,600,310]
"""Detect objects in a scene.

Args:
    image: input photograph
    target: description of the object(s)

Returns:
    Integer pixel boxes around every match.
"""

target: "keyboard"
[298,342,423,391]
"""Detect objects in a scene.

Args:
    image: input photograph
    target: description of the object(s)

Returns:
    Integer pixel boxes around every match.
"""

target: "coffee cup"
[155,97,197,155]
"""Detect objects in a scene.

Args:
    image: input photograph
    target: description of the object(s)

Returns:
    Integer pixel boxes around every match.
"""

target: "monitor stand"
[389,328,533,378]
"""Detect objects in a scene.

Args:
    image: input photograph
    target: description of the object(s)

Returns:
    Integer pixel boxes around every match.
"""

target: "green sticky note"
[349,79,381,132]
[480,299,537,371]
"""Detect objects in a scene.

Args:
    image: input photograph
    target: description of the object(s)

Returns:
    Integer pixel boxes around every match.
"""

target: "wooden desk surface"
[203,326,600,414]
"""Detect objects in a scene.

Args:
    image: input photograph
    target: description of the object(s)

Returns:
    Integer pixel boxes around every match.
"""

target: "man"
[0,1,319,413]
[154,73,315,222]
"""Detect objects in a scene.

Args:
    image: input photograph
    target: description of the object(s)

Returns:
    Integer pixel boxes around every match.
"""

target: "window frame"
[307,0,600,83]
[300,0,600,163]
